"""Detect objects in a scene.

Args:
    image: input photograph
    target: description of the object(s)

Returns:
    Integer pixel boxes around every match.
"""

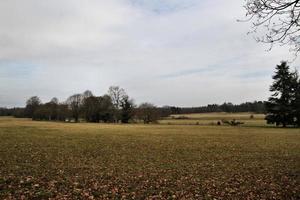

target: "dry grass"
[161,113,267,126]
[0,117,299,199]
[170,112,265,120]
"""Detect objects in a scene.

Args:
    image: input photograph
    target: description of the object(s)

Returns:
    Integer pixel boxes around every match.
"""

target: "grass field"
[170,113,265,120]
[0,117,299,199]
[160,113,267,126]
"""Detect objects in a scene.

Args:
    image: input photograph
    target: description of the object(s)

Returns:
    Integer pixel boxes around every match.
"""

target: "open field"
[0,117,299,199]
[160,113,267,126]
[170,113,266,120]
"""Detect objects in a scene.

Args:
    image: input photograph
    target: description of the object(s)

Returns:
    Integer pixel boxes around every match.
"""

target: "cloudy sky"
[0,0,299,107]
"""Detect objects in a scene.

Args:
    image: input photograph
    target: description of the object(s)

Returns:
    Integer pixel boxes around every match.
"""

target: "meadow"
[0,116,299,199]
[160,112,266,126]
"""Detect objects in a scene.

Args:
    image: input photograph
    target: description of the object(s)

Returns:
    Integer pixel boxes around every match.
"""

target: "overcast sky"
[0,0,299,107]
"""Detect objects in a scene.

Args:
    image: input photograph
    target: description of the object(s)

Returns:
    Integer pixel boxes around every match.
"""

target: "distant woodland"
[0,98,266,123]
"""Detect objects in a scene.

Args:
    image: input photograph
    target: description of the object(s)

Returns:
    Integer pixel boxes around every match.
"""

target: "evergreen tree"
[265,62,295,127]
[291,71,300,126]
[120,96,134,123]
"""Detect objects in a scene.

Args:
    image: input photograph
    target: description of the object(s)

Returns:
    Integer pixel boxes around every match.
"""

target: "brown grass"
[0,117,299,199]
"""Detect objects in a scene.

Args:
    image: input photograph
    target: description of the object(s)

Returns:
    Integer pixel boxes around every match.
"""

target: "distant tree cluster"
[0,107,24,117]
[4,86,161,124]
[159,101,266,116]
[1,99,267,122]
[136,103,160,124]
[265,61,300,127]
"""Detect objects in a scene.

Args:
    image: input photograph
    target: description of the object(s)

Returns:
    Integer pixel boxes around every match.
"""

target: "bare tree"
[108,86,126,109]
[82,90,93,99]
[50,97,59,104]
[66,94,83,122]
[47,97,59,120]
[136,103,160,124]
[25,96,41,118]
[243,0,300,55]
[108,86,127,122]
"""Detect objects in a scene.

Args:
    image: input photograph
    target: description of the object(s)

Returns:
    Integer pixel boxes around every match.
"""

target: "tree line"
[0,88,267,122]
[160,101,266,116]
[1,100,266,122]
[1,86,160,124]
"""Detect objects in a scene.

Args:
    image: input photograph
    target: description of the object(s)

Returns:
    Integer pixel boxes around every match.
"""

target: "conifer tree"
[265,62,295,127]
[120,96,134,123]
[291,71,300,126]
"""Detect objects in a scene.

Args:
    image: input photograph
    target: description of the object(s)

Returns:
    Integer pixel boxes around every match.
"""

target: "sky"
[0,0,299,107]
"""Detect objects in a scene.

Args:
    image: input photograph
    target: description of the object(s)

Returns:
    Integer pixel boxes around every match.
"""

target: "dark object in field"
[222,119,244,126]
[217,121,221,125]
[172,116,190,120]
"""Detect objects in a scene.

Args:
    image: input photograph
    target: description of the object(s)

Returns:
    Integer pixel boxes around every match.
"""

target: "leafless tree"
[242,0,300,55]
[82,90,93,99]
[136,103,160,124]
[50,97,59,104]
[66,94,83,122]
[25,96,41,118]
[108,86,126,109]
